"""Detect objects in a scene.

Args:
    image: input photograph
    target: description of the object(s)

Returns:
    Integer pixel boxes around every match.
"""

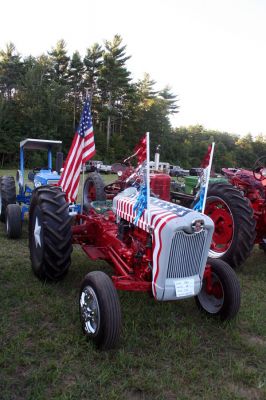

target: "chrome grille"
[167,230,207,279]
[47,179,59,185]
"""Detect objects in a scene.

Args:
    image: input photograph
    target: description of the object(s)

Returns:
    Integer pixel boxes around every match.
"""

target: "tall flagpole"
[146,132,151,227]
[202,142,215,214]
[80,90,90,215]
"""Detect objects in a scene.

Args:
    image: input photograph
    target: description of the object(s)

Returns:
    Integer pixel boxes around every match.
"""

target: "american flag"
[58,99,96,202]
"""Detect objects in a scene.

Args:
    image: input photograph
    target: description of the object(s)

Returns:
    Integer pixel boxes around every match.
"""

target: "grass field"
[0,170,266,400]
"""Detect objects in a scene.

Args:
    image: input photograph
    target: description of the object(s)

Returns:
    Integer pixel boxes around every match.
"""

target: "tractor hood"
[34,170,61,187]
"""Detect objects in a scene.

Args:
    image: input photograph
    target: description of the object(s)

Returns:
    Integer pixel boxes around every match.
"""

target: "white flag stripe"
[83,144,96,161]
[60,134,82,188]
[63,143,83,191]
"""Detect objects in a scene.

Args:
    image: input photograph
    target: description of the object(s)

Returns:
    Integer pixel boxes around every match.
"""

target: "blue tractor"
[0,138,63,239]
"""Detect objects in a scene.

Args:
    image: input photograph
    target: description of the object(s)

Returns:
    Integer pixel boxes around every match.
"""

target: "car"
[99,164,112,174]
[85,160,103,173]
[169,165,189,177]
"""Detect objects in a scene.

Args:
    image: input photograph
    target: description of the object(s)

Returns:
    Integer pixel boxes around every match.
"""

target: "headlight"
[34,181,42,188]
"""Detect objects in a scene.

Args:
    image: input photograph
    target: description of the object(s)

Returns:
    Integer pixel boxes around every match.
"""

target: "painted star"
[34,217,42,248]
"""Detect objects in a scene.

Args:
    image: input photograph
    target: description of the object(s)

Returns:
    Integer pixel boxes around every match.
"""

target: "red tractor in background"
[221,155,266,253]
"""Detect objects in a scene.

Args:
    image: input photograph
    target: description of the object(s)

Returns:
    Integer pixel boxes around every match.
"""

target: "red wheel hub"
[205,198,233,253]
[204,265,223,298]
[88,183,96,201]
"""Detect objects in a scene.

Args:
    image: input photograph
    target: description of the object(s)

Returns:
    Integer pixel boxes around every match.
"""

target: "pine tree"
[67,51,84,129]
[98,35,132,150]
[0,42,24,100]
[83,43,103,100]
[48,39,70,83]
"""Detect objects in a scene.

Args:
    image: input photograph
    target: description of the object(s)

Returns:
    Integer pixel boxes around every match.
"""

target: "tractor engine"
[117,218,152,281]
[113,188,214,301]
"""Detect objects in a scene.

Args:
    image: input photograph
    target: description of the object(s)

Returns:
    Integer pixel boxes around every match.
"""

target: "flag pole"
[80,90,90,215]
[146,132,151,227]
[202,142,215,214]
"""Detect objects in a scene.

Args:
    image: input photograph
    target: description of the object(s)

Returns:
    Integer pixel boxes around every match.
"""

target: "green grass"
[0,170,266,400]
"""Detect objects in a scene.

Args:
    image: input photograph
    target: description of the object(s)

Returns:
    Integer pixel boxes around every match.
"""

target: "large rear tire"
[195,258,241,321]
[205,182,256,268]
[0,176,16,222]
[83,172,106,212]
[29,186,72,281]
[79,271,121,350]
[6,204,22,239]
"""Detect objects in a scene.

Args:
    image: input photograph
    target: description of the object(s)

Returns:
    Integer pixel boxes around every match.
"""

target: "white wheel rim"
[80,286,100,336]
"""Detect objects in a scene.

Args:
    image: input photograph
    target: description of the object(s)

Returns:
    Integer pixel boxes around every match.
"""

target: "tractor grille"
[47,179,60,185]
[167,230,207,279]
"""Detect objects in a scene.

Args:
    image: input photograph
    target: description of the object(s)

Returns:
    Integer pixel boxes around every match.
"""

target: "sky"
[0,0,266,137]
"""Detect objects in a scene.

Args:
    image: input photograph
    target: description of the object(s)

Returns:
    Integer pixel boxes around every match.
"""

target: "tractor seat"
[28,171,35,181]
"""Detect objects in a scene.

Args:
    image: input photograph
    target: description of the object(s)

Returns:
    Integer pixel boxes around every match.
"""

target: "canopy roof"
[20,138,62,150]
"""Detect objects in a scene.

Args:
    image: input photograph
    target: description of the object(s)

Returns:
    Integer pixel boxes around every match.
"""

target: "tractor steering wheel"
[253,156,266,181]
[33,166,49,173]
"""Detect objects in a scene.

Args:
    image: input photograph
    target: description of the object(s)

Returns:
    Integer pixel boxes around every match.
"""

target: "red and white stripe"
[115,196,179,296]
[58,127,95,202]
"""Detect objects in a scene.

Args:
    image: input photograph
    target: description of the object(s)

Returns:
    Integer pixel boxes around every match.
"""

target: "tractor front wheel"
[29,186,72,281]
[205,182,256,268]
[6,204,22,239]
[0,176,16,222]
[195,258,240,321]
[79,271,121,350]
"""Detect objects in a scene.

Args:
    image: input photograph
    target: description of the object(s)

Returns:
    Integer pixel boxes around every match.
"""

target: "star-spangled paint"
[34,217,41,247]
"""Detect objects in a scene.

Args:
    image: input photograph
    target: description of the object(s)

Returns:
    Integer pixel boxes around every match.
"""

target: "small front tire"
[195,258,241,321]
[79,271,121,350]
[0,176,16,222]
[6,204,22,239]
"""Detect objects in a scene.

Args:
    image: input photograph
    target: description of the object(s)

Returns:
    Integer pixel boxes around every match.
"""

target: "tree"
[67,51,84,129]
[159,85,179,114]
[48,39,70,83]
[83,43,103,100]
[98,35,132,150]
[0,42,24,100]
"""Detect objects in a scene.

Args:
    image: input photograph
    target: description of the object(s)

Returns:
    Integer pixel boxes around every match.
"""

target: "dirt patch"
[242,334,266,347]
[228,383,263,400]
[124,388,146,400]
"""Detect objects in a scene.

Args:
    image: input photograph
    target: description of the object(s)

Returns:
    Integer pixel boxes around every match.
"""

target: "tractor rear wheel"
[29,186,72,281]
[79,271,121,350]
[205,182,256,269]
[195,258,241,321]
[6,204,22,239]
[0,176,16,222]
[83,172,106,212]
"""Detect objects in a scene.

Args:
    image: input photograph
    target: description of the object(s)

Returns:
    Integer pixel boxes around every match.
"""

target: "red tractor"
[221,155,266,253]
[82,158,256,270]
[29,179,240,350]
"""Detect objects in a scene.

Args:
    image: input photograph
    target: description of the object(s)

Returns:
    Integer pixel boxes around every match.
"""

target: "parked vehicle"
[0,139,63,239]
[170,167,256,269]
[83,155,256,269]
[85,160,103,173]
[149,161,170,174]
[169,165,189,177]
[29,181,241,350]
[99,164,112,174]
[221,156,266,253]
